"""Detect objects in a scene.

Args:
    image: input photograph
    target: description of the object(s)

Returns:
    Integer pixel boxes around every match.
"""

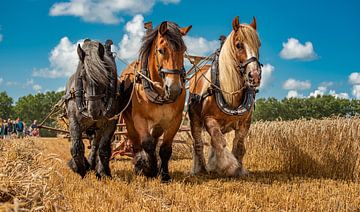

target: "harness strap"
[238,57,262,75]
[139,54,182,104]
[195,36,257,116]
[84,93,106,101]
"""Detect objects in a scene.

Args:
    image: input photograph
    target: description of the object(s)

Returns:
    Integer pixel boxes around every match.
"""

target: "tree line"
[253,96,360,121]
[1,91,359,136]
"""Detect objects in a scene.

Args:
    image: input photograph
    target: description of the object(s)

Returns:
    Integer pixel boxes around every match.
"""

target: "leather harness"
[138,46,186,105]
[63,40,117,117]
[190,37,260,116]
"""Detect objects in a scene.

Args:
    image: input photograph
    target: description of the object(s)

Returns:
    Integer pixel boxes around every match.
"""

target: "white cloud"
[33,37,80,78]
[6,81,19,86]
[287,90,303,98]
[349,72,360,85]
[25,78,34,86]
[309,86,327,97]
[352,85,360,99]
[0,78,3,85]
[57,86,66,92]
[118,14,146,61]
[283,78,311,90]
[329,90,349,99]
[259,63,275,89]
[117,14,217,62]
[183,36,218,56]
[0,26,3,42]
[319,81,333,87]
[280,38,318,60]
[49,0,180,24]
[33,84,42,92]
[162,0,180,3]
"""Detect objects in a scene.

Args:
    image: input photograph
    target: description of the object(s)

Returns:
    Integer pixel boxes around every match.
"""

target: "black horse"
[64,39,119,178]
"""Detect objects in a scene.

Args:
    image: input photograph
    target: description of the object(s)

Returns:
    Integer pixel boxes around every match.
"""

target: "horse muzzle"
[247,69,262,87]
[164,83,182,101]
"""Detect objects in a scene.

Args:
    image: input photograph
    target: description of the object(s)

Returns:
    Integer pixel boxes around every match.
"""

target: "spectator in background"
[0,118,3,139]
[7,119,14,138]
[16,118,24,139]
[31,120,39,137]
[3,119,8,139]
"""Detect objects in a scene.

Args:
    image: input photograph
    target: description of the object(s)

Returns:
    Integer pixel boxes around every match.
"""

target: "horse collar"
[138,51,185,105]
[210,48,257,116]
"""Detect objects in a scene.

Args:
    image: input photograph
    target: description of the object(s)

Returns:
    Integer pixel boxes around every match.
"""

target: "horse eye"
[158,48,165,55]
[236,43,243,50]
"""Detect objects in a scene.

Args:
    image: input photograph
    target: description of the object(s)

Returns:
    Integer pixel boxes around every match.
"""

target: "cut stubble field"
[1,117,360,211]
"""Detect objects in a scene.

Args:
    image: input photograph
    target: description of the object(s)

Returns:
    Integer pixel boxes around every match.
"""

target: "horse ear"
[144,21,153,30]
[159,21,168,35]
[232,16,240,31]
[98,43,105,60]
[250,16,257,30]
[180,25,192,36]
[77,44,85,62]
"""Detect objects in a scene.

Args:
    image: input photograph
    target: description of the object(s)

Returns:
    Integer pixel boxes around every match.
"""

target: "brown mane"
[139,21,186,63]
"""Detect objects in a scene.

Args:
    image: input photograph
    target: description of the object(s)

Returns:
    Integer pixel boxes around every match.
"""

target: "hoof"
[160,173,172,183]
[191,166,208,176]
[238,167,249,176]
[96,172,112,180]
[133,151,158,178]
[68,158,88,178]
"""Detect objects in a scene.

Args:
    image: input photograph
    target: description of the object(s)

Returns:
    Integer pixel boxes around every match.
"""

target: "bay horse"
[120,21,191,182]
[64,39,119,178]
[188,17,261,176]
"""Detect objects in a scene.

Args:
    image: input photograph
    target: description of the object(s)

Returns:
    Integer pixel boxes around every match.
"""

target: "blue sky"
[0,0,359,101]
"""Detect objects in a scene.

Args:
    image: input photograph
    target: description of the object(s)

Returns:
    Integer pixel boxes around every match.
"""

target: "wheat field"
[1,117,360,211]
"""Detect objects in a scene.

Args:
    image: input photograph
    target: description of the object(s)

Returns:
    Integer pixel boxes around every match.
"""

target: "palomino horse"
[188,17,261,176]
[120,21,191,182]
[64,39,119,178]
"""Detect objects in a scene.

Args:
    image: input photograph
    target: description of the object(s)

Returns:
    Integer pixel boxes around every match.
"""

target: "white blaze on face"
[244,43,258,71]
[243,43,261,86]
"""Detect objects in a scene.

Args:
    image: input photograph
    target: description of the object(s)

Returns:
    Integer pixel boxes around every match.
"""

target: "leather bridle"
[238,56,263,76]
[74,65,115,117]
[154,46,186,82]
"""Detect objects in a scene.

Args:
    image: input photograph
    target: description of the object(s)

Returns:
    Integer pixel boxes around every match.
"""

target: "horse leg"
[232,122,251,175]
[189,105,207,175]
[68,117,89,177]
[87,133,100,171]
[123,110,144,175]
[159,115,182,182]
[96,120,117,179]
[205,117,240,177]
[132,115,158,178]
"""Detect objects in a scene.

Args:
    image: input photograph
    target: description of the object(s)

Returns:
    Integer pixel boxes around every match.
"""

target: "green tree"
[0,91,14,118]
[253,95,360,121]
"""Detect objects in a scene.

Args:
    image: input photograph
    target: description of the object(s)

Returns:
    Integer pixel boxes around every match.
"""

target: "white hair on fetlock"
[206,146,242,176]
[216,148,240,177]
[206,147,217,172]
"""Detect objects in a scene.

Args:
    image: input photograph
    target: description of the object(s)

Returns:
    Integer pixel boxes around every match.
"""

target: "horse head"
[140,21,192,101]
[76,39,115,120]
[231,16,262,87]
